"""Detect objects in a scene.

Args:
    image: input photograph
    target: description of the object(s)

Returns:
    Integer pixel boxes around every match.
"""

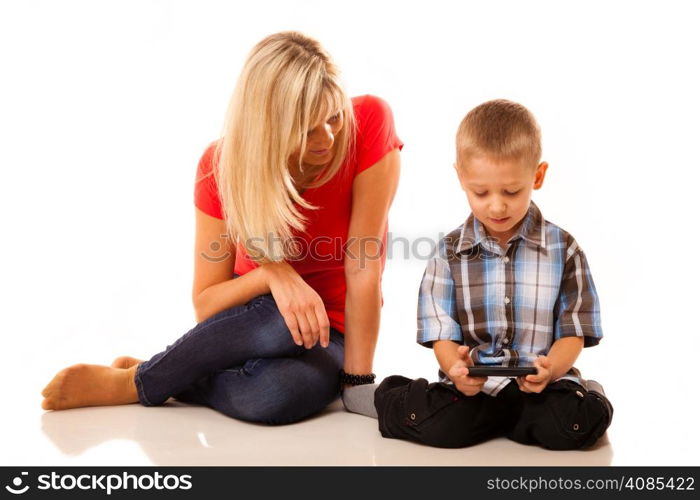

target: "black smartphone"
[466,366,537,377]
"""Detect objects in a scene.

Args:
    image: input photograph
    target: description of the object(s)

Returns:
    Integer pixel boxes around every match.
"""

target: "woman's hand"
[261,261,330,349]
[448,346,487,397]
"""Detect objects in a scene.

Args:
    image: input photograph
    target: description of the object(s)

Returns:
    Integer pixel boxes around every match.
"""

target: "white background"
[1,0,699,465]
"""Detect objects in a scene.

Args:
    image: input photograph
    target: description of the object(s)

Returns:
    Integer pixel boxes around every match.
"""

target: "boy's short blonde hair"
[456,99,541,169]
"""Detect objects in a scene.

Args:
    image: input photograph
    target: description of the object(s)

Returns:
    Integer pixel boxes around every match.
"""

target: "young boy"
[343,99,613,450]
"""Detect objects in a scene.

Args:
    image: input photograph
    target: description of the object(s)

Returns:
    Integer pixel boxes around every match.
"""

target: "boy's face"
[455,155,548,247]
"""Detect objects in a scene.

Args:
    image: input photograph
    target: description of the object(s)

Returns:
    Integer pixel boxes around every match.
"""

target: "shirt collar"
[456,201,546,254]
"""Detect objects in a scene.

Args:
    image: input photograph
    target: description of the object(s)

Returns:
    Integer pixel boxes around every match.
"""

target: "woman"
[40,31,403,425]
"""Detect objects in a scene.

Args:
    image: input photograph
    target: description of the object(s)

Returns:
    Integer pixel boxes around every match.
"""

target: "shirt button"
[503,338,509,345]
[504,296,510,304]
[503,256,510,263]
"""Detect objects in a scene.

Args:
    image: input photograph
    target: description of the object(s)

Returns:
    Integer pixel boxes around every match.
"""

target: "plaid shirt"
[417,201,603,396]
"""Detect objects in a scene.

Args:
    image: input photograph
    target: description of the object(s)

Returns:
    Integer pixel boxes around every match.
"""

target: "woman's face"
[296,110,344,167]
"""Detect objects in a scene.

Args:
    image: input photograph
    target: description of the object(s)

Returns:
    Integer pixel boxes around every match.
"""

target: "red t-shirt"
[194,94,404,333]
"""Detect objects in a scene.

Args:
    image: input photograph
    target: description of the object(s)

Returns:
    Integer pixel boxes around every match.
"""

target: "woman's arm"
[343,149,401,373]
[193,208,329,348]
[194,269,271,323]
[192,207,273,322]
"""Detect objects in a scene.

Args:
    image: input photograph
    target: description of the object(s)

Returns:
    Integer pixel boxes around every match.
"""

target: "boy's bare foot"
[110,356,144,369]
[41,364,140,411]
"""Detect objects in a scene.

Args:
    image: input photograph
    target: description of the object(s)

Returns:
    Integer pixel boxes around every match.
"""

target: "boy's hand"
[448,346,488,397]
[516,355,552,393]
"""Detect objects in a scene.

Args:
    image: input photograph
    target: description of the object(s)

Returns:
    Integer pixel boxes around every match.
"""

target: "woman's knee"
[211,356,340,425]
[252,295,304,353]
[254,392,334,425]
[221,386,337,425]
[202,294,298,355]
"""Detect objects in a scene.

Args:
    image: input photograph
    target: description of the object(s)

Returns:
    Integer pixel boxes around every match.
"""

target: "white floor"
[3,258,700,467]
[11,398,619,467]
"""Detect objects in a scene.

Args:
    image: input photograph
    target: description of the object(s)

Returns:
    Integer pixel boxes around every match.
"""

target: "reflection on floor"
[36,399,613,466]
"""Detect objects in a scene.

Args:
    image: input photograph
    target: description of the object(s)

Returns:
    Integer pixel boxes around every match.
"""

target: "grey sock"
[341,383,378,419]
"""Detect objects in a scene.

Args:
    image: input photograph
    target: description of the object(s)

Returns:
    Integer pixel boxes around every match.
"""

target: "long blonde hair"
[205,31,355,263]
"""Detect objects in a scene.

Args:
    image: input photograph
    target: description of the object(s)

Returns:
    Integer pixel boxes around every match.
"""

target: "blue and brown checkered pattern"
[417,201,603,396]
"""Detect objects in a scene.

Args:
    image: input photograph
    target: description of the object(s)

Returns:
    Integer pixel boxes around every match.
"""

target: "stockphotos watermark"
[3,470,192,495]
[200,231,504,266]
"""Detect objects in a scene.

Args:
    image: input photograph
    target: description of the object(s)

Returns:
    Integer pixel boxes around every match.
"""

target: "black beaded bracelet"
[339,369,376,386]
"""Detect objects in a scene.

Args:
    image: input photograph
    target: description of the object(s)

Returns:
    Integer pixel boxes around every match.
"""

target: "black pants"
[374,376,613,450]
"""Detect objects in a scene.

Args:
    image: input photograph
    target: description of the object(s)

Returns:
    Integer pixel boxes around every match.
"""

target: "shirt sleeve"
[417,241,463,348]
[353,95,404,176]
[553,243,603,347]
[194,141,224,220]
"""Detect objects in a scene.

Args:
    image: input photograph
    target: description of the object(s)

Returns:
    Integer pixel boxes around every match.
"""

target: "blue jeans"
[134,293,345,425]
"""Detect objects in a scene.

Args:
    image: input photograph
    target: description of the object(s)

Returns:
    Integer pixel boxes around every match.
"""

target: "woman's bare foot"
[41,364,140,411]
[110,356,144,369]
